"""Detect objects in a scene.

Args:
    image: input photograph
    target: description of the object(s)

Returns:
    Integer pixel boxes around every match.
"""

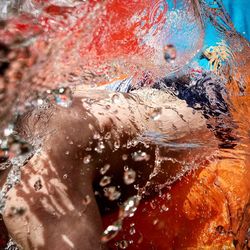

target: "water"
[123,169,136,185]
[0,0,249,249]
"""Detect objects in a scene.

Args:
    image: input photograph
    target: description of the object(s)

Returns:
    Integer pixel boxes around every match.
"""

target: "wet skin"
[0,88,215,249]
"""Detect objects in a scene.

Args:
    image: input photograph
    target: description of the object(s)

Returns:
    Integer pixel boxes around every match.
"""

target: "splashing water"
[0,0,249,249]
[102,195,141,243]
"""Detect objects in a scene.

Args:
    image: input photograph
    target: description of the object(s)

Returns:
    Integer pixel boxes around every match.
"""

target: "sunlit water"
[0,0,249,249]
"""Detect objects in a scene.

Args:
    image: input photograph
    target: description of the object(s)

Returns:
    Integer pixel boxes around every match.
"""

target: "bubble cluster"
[119,196,141,218]
[116,240,129,249]
[102,196,141,243]
[131,150,150,162]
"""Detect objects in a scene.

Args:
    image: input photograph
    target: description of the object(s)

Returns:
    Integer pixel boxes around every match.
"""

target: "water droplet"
[63,174,68,180]
[117,240,128,249]
[150,200,156,209]
[58,87,65,94]
[126,141,132,148]
[150,108,162,121]
[129,224,136,235]
[161,204,169,212]
[104,186,121,201]
[131,139,138,147]
[132,151,150,162]
[10,206,26,216]
[100,164,110,175]
[111,94,120,104]
[4,124,14,137]
[65,151,70,155]
[101,220,122,243]
[119,196,141,218]
[163,44,177,63]
[82,195,91,206]
[95,141,105,154]
[124,165,129,171]
[34,179,42,191]
[153,219,159,225]
[122,154,128,161]
[37,99,44,106]
[85,147,92,152]
[83,155,91,164]
[114,140,120,150]
[216,225,225,235]
[166,193,171,200]
[104,132,112,140]
[93,132,101,140]
[100,176,111,187]
[123,169,136,185]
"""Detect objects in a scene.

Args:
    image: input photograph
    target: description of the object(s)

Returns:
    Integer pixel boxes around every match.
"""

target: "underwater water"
[0,0,249,249]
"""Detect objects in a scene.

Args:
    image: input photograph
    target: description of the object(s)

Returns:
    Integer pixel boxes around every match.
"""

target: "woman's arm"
[2,88,214,249]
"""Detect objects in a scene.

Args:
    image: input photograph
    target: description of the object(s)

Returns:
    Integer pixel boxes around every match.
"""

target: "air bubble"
[83,155,91,164]
[150,108,162,121]
[104,132,112,140]
[123,169,136,185]
[122,154,128,161]
[82,195,91,206]
[4,124,14,137]
[95,141,105,153]
[114,140,120,150]
[100,164,110,175]
[34,179,42,191]
[119,195,141,218]
[10,206,26,216]
[132,150,150,162]
[100,176,111,187]
[104,186,121,201]
[111,94,120,104]
[101,220,122,243]
[124,165,129,171]
[161,204,169,212]
[93,132,101,140]
[163,44,177,63]
[117,240,129,249]
[129,224,136,235]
